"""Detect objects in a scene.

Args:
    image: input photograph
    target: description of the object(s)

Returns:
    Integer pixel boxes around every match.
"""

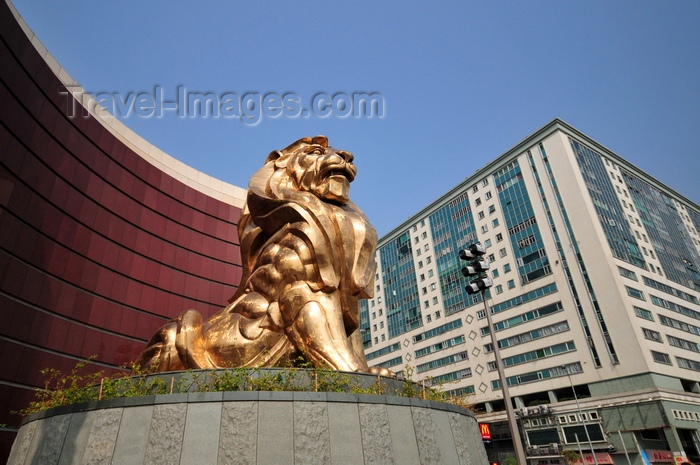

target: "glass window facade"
[429,191,478,317]
[623,171,700,291]
[570,139,645,268]
[379,231,422,338]
[493,160,551,285]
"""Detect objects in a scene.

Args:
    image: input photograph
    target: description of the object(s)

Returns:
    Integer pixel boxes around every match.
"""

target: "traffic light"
[459,242,493,295]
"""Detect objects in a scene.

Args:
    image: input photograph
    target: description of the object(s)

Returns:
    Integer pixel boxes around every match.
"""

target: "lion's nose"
[336,150,354,163]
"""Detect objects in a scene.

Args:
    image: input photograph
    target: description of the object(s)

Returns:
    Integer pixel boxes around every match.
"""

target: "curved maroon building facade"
[0,1,246,459]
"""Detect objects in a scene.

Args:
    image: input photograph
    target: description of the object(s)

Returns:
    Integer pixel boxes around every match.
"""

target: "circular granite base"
[8,375,488,465]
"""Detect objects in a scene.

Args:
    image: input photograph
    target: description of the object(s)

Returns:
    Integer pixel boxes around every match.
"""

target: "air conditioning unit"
[550,443,559,449]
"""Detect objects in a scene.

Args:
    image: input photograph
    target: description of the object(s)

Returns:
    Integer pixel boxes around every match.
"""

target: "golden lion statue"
[136,136,383,373]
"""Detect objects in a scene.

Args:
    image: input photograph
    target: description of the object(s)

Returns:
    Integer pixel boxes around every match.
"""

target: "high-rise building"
[362,119,700,464]
[0,1,244,461]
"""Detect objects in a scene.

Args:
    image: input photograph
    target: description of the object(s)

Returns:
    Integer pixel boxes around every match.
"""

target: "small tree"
[502,454,518,465]
[562,449,580,465]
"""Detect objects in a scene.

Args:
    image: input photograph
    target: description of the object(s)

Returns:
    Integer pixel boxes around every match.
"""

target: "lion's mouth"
[322,164,356,183]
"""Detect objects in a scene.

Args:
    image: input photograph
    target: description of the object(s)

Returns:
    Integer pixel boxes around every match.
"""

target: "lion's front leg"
[174,309,215,369]
[282,285,369,372]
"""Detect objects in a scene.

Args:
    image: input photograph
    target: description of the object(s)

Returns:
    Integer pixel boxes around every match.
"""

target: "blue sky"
[12,1,700,237]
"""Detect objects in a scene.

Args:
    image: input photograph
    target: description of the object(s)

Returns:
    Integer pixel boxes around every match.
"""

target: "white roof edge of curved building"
[6,0,247,209]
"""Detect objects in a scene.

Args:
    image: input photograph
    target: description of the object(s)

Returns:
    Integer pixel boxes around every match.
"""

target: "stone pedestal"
[9,388,488,464]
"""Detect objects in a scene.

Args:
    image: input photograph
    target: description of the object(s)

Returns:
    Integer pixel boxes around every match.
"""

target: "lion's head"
[262,135,357,205]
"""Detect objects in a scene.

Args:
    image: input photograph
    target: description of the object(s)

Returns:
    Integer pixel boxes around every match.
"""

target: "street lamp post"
[561,365,599,465]
[459,243,527,464]
[483,292,528,465]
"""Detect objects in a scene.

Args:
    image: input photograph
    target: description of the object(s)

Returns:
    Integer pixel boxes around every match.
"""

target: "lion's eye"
[305,146,325,155]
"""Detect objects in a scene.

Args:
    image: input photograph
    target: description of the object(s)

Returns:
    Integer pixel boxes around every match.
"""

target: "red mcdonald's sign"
[479,423,492,441]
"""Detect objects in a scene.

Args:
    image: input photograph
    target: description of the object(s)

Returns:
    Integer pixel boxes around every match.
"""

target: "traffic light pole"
[481,289,528,465]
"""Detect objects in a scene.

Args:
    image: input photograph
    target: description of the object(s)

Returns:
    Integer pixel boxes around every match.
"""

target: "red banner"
[572,452,614,465]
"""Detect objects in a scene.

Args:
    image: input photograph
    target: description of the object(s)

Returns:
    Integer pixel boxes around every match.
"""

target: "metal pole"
[482,290,527,464]
[563,366,599,465]
[575,433,584,462]
[617,431,633,465]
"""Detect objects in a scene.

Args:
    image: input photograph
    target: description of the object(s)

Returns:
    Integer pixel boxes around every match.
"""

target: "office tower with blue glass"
[362,119,700,465]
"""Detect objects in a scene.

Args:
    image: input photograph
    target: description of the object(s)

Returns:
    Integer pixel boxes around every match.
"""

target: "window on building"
[484,239,492,248]
[488,205,496,214]
[475,197,482,206]
[495,284,503,294]
[432,297,438,304]
[485,191,492,199]
[642,328,662,342]
[496,233,503,242]
[504,263,511,273]
[651,350,671,365]
[633,306,654,321]
[508,280,515,289]
[492,219,500,227]
[626,286,645,300]
[481,225,489,233]
[499,248,507,258]
[492,269,500,278]
[478,211,485,220]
